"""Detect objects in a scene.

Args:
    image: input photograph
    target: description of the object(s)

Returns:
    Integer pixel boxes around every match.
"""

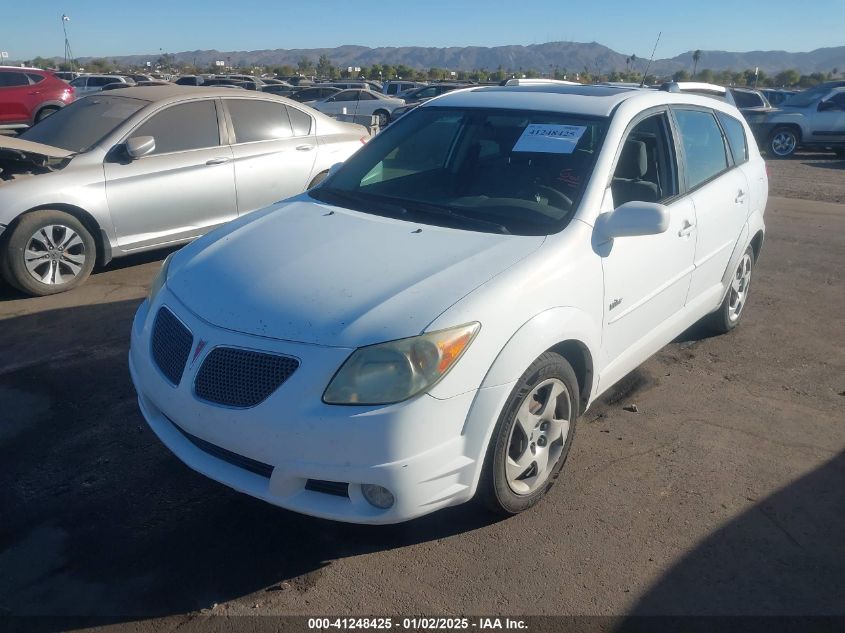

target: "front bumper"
[129,291,509,524]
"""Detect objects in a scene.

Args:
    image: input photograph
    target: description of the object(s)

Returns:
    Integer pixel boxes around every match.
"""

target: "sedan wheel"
[1,210,97,296]
[769,128,798,157]
[24,224,87,286]
[374,109,390,127]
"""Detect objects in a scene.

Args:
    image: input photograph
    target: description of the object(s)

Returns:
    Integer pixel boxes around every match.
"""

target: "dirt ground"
[0,153,844,631]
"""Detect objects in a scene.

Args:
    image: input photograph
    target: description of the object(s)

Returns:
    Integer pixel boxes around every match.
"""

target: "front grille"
[305,479,350,498]
[169,417,274,479]
[151,307,193,385]
[194,347,299,408]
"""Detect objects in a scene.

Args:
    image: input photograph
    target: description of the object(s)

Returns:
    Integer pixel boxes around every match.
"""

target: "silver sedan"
[0,86,367,295]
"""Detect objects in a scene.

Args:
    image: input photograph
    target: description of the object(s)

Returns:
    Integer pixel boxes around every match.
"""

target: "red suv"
[0,67,75,129]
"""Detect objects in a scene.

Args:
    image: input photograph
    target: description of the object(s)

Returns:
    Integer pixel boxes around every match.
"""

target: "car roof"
[425,83,740,118]
[95,85,299,104]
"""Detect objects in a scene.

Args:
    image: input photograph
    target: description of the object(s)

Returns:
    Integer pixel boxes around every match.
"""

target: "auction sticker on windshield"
[513,124,586,154]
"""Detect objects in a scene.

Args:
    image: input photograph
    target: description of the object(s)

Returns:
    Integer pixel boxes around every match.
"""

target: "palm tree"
[692,50,702,79]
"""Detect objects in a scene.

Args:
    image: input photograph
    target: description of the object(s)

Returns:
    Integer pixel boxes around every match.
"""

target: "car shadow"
[801,160,845,171]
[0,300,501,625]
[0,245,180,302]
[618,449,845,624]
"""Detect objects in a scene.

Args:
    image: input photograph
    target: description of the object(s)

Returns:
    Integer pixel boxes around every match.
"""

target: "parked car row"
[0,86,367,295]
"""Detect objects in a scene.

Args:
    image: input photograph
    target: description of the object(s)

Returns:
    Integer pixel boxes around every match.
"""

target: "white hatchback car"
[130,84,767,524]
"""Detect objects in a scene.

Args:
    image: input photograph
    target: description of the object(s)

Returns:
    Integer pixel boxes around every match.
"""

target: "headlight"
[147,253,174,303]
[323,323,480,405]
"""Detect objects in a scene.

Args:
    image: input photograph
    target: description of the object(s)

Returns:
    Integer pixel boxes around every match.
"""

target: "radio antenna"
[640,31,661,87]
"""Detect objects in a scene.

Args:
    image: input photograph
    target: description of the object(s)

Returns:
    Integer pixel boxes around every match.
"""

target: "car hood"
[167,199,545,347]
[0,136,74,160]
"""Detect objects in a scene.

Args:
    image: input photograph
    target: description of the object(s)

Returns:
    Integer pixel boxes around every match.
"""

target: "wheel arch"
[477,307,602,410]
[16,203,112,266]
[770,122,803,143]
[548,339,594,414]
[750,229,765,262]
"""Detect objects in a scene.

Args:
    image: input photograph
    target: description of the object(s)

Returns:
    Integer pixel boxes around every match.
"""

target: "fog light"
[361,484,395,509]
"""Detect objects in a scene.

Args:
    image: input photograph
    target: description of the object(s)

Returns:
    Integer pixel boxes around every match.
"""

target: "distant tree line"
[21,52,841,89]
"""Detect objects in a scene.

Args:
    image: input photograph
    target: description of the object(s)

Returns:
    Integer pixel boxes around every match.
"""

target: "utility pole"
[62,14,75,72]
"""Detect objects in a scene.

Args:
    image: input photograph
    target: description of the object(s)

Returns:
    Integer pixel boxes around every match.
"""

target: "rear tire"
[307,170,329,189]
[1,210,96,296]
[478,352,579,516]
[35,106,60,123]
[709,245,755,334]
[373,109,390,127]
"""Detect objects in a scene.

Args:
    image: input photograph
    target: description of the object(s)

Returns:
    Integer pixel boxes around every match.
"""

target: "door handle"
[678,220,695,237]
[205,157,230,165]
[296,144,315,152]
[735,189,746,204]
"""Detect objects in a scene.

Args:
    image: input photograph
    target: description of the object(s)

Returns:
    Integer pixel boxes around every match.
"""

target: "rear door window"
[226,99,293,143]
[133,100,220,154]
[332,90,358,102]
[286,106,312,136]
[673,109,730,189]
[717,112,749,165]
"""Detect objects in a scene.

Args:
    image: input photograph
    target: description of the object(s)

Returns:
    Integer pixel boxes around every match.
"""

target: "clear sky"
[1,0,843,60]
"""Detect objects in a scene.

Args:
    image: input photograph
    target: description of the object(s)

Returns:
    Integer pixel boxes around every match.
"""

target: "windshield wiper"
[310,187,410,217]
[373,196,511,234]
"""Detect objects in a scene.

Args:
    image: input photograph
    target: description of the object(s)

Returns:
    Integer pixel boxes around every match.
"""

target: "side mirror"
[596,201,670,239]
[126,136,155,159]
[818,100,839,112]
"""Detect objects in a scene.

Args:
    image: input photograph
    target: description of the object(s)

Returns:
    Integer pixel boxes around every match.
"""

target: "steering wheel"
[531,185,573,210]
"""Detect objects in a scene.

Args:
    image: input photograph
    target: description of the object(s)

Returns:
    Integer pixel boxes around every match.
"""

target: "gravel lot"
[766,151,845,204]
[0,153,843,631]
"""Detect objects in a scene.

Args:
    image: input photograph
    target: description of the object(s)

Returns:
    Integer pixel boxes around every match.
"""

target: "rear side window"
[227,99,292,142]
[673,109,729,189]
[732,91,763,108]
[133,100,220,154]
[26,73,46,84]
[717,113,748,165]
[0,72,29,87]
[286,106,312,136]
[69,77,86,87]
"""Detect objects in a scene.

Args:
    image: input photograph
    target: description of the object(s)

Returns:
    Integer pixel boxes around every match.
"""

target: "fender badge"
[609,298,623,311]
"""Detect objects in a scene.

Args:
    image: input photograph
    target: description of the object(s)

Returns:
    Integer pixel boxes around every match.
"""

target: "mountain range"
[30,41,845,75]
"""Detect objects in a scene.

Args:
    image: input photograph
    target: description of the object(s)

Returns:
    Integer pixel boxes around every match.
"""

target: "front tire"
[768,127,799,158]
[1,210,96,296]
[709,245,755,334]
[478,352,579,516]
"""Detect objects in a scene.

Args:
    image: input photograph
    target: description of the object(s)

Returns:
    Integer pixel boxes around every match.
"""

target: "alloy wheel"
[770,131,797,157]
[505,378,572,495]
[728,252,753,322]
[24,224,87,285]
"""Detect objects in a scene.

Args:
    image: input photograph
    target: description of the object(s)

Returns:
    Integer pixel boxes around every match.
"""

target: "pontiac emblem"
[190,339,208,366]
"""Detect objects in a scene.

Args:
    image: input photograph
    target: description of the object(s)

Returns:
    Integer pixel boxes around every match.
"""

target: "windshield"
[20,95,147,153]
[782,86,829,108]
[310,107,607,235]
